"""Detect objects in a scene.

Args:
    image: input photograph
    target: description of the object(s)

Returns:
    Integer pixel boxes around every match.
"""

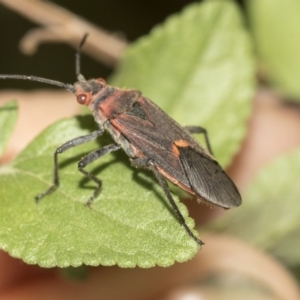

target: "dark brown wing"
[179,146,241,208]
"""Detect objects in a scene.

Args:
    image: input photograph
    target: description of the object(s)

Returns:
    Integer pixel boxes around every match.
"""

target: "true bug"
[0,35,241,246]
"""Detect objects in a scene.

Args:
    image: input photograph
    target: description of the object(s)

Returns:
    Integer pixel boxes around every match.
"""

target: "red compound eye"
[77,94,88,105]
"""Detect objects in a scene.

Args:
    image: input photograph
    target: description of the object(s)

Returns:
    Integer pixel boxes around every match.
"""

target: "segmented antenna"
[0,74,75,93]
[76,33,89,80]
[0,34,90,92]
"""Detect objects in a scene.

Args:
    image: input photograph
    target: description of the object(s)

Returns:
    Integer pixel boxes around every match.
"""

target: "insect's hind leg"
[78,143,120,206]
[35,129,104,202]
[185,126,214,156]
[132,157,204,246]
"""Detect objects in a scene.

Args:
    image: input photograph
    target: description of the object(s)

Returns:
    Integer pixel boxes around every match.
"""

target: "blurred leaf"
[207,148,300,266]
[0,116,199,267]
[112,0,255,166]
[247,0,300,99]
[0,101,17,156]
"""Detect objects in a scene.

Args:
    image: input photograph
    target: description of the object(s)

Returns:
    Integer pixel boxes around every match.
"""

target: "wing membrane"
[179,146,241,208]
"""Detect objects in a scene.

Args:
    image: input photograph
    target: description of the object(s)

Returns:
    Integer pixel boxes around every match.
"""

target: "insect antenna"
[76,33,89,82]
[0,34,91,92]
[0,74,75,93]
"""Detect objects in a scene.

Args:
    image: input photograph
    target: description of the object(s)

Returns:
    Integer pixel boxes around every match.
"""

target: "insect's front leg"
[78,143,120,206]
[185,126,214,156]
[35,129,104,202]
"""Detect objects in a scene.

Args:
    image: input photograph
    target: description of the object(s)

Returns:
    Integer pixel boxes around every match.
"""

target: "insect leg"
[185,126,213,156]
[78,144,120,206]
[132,158,204,246]
[35,129,104,202]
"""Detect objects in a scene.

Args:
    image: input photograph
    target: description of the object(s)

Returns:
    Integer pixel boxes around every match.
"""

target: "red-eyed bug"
[0,35,241,246]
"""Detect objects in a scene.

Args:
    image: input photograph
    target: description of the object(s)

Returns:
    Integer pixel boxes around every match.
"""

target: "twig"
[0,0,128,66]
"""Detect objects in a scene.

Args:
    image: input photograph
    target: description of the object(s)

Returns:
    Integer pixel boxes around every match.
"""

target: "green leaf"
[207,148,300,266]
[0,116,199,267]
[247,0,300,99]
[0,101,18,156]
[111,0,255,166]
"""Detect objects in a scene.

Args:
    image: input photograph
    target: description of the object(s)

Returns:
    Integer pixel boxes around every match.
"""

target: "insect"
[0,35,241,246]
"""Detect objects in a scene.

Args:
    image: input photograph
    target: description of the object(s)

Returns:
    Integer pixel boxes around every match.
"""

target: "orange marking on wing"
[157,166,195,196]
[174,140,190,147]
[171,140,190,157]
[171,144,180,157]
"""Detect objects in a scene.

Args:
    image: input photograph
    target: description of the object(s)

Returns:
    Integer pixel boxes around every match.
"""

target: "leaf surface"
[0,101,18,156]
